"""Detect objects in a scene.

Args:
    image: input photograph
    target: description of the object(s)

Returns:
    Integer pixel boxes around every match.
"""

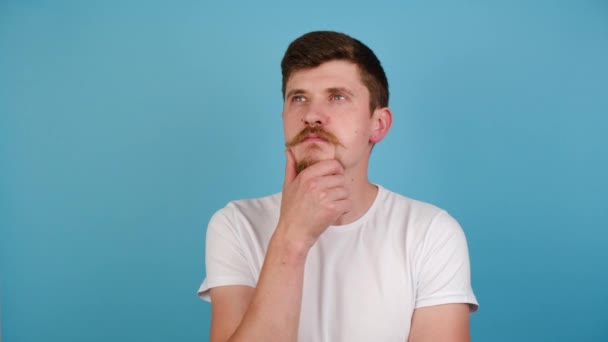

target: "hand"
[277,149,352,250]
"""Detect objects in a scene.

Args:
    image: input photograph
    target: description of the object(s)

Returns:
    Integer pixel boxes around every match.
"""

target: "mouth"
[303,134,327,143]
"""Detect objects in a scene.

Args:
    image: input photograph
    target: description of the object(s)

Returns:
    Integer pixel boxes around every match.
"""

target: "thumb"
[283,149,297,188]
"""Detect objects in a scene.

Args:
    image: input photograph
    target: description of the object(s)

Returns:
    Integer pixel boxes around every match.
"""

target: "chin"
[295,158,317,174]
[297,144,333,159]
[293,144,337,172]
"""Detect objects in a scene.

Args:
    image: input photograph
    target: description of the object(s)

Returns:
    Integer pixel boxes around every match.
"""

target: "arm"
[209,286,254,342]
[408,303,471,342]
[209,151,351,342]
[211,231,309,342]
[408,211,478,341]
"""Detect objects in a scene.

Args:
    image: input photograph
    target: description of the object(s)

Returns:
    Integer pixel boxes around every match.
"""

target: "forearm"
[219,155,347,342]
[227,228,309,342]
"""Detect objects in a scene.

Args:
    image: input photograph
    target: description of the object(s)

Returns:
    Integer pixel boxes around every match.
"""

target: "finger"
[301,159,344,178]
[330,198,353,216]
[283,149,297,188]
[324,186,350,201]
[311,175,347,190]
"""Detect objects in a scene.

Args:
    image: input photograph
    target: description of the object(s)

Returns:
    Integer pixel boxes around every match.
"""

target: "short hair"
[281,31,389,112]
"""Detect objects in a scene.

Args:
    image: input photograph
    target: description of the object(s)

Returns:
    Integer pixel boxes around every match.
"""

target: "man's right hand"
[276,149,352,251]
[210,150,352,342]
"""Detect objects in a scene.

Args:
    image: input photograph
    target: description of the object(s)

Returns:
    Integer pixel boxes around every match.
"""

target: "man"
[198,31,478,342]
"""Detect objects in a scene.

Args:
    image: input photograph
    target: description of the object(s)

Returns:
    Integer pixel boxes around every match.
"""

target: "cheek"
[282,118,300,138]
[347,126,370,144]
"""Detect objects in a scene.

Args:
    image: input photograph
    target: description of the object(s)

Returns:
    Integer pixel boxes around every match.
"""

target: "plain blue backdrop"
[1,0,607,341]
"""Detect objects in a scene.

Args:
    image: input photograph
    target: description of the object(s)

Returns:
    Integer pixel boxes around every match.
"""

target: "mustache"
[285,126,343,148]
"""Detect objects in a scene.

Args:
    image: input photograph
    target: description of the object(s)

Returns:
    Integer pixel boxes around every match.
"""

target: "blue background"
[1,0,607,341]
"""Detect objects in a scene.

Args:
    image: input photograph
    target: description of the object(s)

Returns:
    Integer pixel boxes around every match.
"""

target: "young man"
[198,31,478,342]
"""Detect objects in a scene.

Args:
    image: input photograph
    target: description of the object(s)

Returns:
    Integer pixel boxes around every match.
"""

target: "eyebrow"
[285,89,307,100]
[285,87,355,100]
[326,87,355,97]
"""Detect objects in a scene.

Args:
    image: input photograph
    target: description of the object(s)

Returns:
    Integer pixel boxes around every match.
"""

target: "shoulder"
[227,192,282,213]
[212,192,281,220]
[375,185,463,240]
[207,192,282,237]
[377,185,445,223]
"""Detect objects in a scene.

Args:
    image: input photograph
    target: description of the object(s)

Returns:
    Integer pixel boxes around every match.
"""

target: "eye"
[331,94,346,101]
[292,95,306,102]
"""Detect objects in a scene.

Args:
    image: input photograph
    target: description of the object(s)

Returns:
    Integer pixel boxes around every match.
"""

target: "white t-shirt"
[198,185,478,341]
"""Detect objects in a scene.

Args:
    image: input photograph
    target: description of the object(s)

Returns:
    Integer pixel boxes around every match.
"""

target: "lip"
[303,134,327,143]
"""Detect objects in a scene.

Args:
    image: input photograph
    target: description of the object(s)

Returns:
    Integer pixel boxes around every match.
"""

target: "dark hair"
[281,31,389,111]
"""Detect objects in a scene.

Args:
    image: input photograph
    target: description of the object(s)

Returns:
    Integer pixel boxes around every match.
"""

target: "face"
[282,60,383,174]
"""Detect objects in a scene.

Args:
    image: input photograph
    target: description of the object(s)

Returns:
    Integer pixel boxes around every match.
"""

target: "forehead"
[286,60,366,93]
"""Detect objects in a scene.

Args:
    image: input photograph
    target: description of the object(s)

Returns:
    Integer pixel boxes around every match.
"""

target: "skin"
[209,60,471,342]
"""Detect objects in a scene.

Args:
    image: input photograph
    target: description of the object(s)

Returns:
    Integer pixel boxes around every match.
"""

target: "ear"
[369,107,393,143]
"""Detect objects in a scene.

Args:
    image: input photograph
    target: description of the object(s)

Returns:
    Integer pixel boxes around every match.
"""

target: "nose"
[302,103,327,127]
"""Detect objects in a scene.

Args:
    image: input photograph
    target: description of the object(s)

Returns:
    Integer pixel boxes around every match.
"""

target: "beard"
[286,126,344,174]
[295,157,317,175]
[295,143,327,174]
[295,156,345,175]
[294,144,346,175]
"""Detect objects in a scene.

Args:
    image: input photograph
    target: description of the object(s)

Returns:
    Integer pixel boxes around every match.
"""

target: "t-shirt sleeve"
[414,210,479,312]
[197,205,256,302]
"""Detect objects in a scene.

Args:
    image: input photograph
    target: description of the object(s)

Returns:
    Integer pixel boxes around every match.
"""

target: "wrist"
[270,224,313,261]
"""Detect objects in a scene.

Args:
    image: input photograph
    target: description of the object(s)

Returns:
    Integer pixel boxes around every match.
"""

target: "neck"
[332,166,378,226]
